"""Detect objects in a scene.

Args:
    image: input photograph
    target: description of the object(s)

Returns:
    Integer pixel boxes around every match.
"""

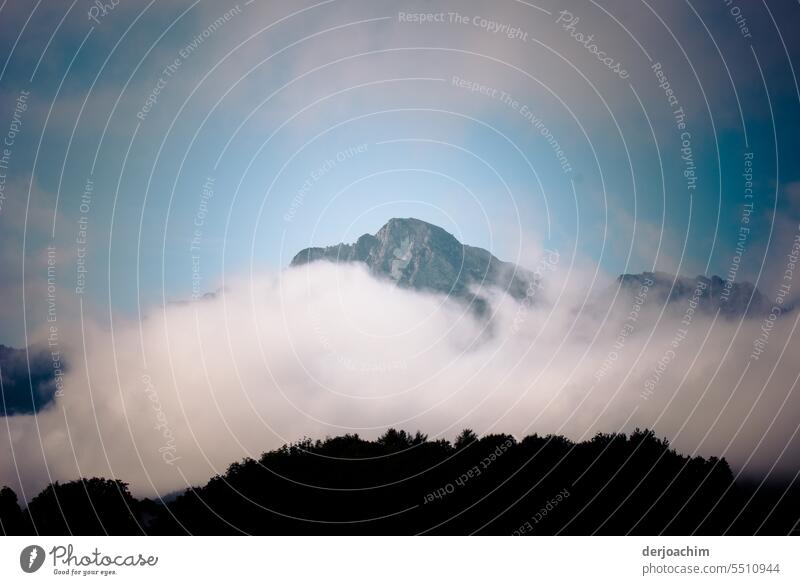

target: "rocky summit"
[290,218,535,310]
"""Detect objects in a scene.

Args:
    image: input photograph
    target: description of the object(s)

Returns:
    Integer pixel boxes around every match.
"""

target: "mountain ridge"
[617,270,777,317]
[290,218,778,319]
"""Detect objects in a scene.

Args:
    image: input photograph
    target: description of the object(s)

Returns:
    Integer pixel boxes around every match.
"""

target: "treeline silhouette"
[1,428,798,535]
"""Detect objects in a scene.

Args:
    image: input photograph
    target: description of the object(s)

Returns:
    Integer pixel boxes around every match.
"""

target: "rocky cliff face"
[290,218,535,310]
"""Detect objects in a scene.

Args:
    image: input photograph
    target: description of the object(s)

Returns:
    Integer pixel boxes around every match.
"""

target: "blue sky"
[0,0,799,346]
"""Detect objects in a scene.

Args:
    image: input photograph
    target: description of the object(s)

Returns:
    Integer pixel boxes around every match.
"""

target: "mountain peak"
[290,218,533,308]
[377,217,451,236]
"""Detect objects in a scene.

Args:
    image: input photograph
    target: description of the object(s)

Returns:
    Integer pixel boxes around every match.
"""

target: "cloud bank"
[2,260,799,499]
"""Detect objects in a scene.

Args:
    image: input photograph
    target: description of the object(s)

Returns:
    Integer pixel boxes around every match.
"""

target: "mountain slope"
[0,345,60,416]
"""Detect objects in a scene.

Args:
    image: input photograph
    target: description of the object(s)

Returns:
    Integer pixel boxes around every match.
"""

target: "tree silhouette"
[25,478,141,535]
[0,486,23,534]
[454,429,478,450]
[3,429,799,535]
